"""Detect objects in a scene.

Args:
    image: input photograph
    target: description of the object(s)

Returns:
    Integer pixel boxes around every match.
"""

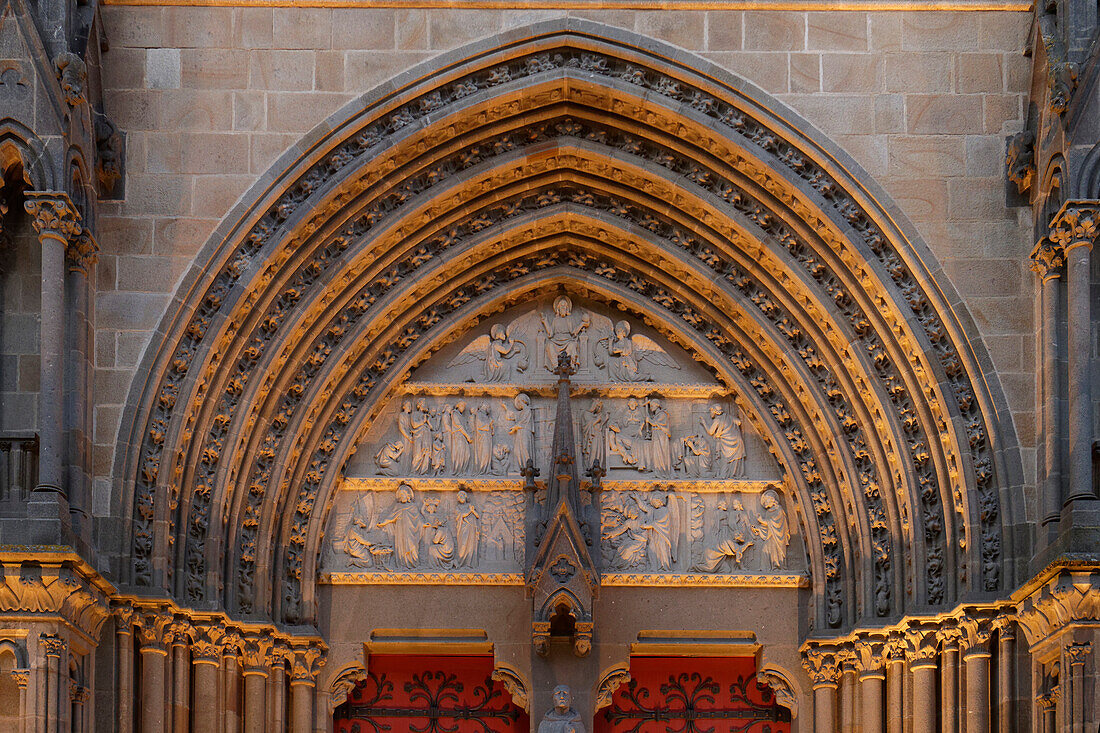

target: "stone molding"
[492,664,531,713]
[23,191,81,244]
[117,23,1014,636]
[0,554,112,640]
[1015,566,1100,648]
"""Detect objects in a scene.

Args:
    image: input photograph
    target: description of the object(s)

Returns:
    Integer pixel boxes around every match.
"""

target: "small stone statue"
[538,685,586,733]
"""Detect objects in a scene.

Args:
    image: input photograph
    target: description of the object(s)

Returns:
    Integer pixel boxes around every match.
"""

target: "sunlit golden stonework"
[0,0,1097,730]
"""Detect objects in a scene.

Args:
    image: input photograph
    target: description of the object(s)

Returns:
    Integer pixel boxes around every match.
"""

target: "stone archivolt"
[115,23,1020,634]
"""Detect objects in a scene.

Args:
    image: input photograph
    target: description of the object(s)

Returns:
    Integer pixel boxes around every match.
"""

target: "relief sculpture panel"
[322,296,805,587]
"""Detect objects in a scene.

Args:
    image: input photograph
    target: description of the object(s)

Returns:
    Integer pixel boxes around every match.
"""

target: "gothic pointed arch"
[112,19,1026,634]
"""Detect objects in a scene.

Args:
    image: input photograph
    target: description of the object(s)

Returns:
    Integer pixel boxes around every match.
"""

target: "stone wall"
[91,7,1037,518]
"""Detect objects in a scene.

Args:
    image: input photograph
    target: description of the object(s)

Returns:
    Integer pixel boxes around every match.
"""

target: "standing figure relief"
[539,296,591,372]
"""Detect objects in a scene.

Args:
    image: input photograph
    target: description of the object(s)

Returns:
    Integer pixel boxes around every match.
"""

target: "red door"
[596,656,791,733]
[334,654,529,733]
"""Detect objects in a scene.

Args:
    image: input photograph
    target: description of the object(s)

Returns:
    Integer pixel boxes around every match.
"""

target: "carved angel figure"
[595,320,680,382]
[539,296,590,371]
[752,489,790,569]
[448,323,529,382]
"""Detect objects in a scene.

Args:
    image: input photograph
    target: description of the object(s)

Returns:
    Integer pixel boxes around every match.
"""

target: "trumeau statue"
[538,686,586,733]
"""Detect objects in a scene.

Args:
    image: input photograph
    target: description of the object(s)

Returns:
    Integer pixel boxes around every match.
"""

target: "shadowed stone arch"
[112,19,1025,635]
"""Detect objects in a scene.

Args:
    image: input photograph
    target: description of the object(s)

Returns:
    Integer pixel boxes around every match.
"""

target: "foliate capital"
[884,634,907,663]
[903,625,939,667]
[991,614,1016,641]
[240,633,275,673]
[957,616,994,658]
[1065,642,1092,666]
[801,646,841,688]
[167,616,195,647]
[936,623,963,651]
[113,603,135,634]
[190,623,226,664]
[287,643,326,684]
[854,637,887,677]
[40,633,67,658]
[1049,201,1100,254]
[23,192,81,243]
[67,227,99,273]
[134,607,173,653]
[1030,238,1064,280]
[10,669,29,690]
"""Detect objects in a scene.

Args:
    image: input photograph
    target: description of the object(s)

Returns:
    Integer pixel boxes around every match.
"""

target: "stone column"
[63,227,98,544]
[288,645,324,733]
[71,684,88,733]
[12,669,30,733]
[241,634,274,733]
[169,617,193,732]
[222,632,242,733]
[115,607,135,733]
[884,636,905,733]
[136,610,172,733]
[839,649,857,732]
[959,618,992,733]
[22,193,81,532]
[1065,643,1091,733]
[855,638,886,733]
[939,626,961,733]
[1031,239,1066,524]
[802,647,840,733]
[191,623,226,732]
[270,643,288,733]
[905,627,940,732]
[40,634,67,733]
[1048,203,1098,503]
[992,617,1015,733]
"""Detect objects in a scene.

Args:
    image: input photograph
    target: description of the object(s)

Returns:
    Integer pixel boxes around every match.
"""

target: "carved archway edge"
[110,19,1025,629]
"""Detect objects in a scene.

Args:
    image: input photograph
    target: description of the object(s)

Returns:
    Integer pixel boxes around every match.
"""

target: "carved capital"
[802,647,841,688]
[1030,238,1064,280]
[134,608,173,654]
[67,227,99,273]
[287,643,325,684]
[958,617,993,658]
[884,634,907,663]
[903,626,940,667]
[937,623,963,652]
[10,669,29,690]
[1049,202,1100,254]
[190,623,226,665]
[854,638,887,678]
[113,603,135,635]
[24,192,81,243]
[221,629,244,661]
[240,633,275,674]
[991,614,1016,642]
[1065,642,1092,666]
[1015,570,1100,646]
[167,616,194,647]
[40,633,67,659]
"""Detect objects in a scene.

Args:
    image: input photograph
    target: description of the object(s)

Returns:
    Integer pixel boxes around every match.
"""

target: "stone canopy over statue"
[538,686,586,733]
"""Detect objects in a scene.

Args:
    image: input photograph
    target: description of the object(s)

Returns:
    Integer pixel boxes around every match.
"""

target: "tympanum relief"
[322,296,804,586]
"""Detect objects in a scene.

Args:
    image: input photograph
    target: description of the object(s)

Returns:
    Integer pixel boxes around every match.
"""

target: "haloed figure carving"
[472,403,495,475]
[503,393,534,473]
[700,403,745,478]
[539,296,590,371]
[538,686,586,733]
[443,402,473,474]
[454,490,480,568]
[411,400,433,475]
[596,319,680,381]
[752,489,790,569]
[422,498,454,569]
[376,485,423,568]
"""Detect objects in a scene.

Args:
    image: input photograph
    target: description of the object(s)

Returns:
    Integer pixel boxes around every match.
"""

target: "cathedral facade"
[0,0,1097,730]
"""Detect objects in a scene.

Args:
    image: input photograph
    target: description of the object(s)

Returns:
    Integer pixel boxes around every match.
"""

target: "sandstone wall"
[90,7,1036,516]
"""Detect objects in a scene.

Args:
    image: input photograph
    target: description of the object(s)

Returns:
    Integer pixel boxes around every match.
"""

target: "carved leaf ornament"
[121,25,1012,632]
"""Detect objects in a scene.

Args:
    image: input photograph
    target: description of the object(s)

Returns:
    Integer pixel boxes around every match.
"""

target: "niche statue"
[538,686,586,733]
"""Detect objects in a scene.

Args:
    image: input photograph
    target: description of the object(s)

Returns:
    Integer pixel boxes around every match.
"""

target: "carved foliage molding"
[125,36,1002,627]
[0,561,109,639]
